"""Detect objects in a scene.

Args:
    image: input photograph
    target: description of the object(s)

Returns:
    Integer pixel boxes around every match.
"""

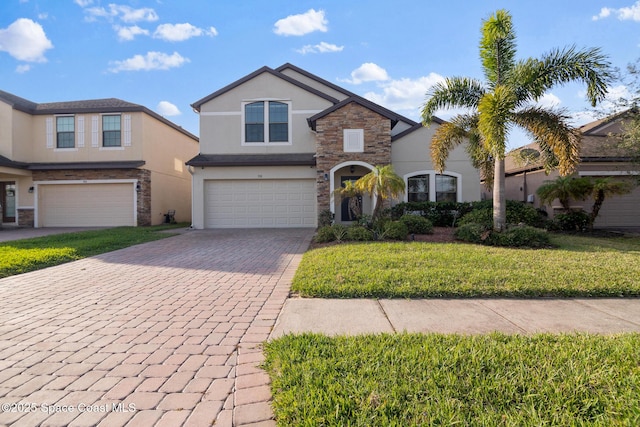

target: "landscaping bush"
[399,214,433,234]
[458,200,548,229]
[381,221,409,241]
[455,223,551,248]
[314,226,336,243]
[318,210,334,227]
[554,210,590,231]
[346,226,374,241]
[331,224,348,242]
[454,223,488,244]
[457,209,493,228]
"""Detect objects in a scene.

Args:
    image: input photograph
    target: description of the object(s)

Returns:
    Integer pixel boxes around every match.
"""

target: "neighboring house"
[0,90,199,227]
[496,110,640,228]
[188,63,481,229]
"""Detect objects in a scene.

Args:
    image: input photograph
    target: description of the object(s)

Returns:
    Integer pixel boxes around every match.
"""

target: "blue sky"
[1,0,638,149]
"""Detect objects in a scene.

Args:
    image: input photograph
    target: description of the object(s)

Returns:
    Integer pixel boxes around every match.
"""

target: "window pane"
[56,116,75,148]
[103,115,121,131]
[245,103,264,123]
[408,175,428,202]
[103,131,121,147]
[269,102,288,142]
[435,175,457,202]
[245,124,264,142]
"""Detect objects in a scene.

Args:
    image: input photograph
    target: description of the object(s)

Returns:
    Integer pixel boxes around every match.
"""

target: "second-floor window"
[243,101,290,144]
[56,116,75,148]
[103,115,121,147]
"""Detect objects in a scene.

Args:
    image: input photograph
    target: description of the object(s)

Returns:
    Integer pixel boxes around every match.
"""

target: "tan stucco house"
[188,63,481,228]
[0,90,199,227]
[497,110,640,228]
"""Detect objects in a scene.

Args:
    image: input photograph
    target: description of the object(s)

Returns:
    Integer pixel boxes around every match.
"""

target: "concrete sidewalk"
[271,298,640,338]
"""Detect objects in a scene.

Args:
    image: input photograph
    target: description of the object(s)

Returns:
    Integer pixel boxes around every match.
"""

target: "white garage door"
[593,186,640,228]
[39,183,135,227]
[205,179,316,228]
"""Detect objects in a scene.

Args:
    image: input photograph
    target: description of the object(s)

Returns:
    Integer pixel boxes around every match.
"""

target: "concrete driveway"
[0,228,313,427]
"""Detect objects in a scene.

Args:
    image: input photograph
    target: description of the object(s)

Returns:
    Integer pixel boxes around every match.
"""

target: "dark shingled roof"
[0,155,29,169]
[186,153,316,167]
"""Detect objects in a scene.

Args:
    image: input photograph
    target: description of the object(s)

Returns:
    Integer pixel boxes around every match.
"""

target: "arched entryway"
[329,161,374,223]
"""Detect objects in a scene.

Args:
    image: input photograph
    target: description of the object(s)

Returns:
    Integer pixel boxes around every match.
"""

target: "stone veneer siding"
[314,102,392,213]
[31,169,152,226]
[17,208,34,227]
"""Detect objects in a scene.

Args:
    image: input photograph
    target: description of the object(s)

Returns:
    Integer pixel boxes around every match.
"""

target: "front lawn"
[0,224,184,278]
[292,234,640,297]
[264,333,640,426]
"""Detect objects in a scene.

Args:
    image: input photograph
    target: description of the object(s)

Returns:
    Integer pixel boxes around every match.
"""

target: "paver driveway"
[0,228,313,426]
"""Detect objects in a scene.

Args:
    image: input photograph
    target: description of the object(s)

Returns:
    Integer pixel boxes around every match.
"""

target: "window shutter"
[46,117,53,148]
[77,116,85,148]
[343,129,364,152]
[91,115,99,147]
[123,114,131,146]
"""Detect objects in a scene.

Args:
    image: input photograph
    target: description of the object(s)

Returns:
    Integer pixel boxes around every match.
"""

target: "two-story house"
[0,90,199,227]
[188,63,481,229]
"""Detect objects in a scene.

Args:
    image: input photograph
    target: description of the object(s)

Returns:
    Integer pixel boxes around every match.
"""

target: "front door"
[1,182,16,223]
[340,176,362,222]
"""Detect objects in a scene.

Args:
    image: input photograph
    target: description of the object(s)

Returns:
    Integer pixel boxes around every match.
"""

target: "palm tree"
[333,180,362,220]
[536,176,592,211]
[587,177,634,229]
[421,9,612,231]
[354,165,405,220]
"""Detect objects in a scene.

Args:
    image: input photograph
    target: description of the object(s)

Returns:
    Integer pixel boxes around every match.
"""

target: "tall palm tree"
[355,165,405,220]
[421,9,612,231]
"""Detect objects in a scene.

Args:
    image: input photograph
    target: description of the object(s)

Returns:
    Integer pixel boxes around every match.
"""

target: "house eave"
[186,153,316,167]
[28,161,146,171]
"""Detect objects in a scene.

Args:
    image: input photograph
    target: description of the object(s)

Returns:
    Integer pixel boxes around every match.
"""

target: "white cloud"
[296,41,343,54]
[16,64,30,73]
[592,1,640,21]
[274,9,327,36]
[340,63,390,85]
[108,51,189,73]
[536,92,562,109]
[0,18,53,62]
[363,73,445,114]
[74,0,93,6]
[38,13,48,20]
[153,23,217,42]
[156,101,181,116]
[84,4,158,23]
[114,25,149,41]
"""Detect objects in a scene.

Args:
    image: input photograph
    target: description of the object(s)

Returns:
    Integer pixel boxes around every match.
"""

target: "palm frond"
[478,86,516,158]
[430,121,468,173]
[480,9,517,85]
[532,46,613,107]
[512,107,580,175]
[421,77,485,125]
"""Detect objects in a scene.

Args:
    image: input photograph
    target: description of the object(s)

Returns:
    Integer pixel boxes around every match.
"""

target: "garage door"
[38,183,135,227]
[593,186,640,228]
[204,179,316,228]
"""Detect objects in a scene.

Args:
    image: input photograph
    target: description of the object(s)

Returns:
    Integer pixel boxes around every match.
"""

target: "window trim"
[102,114,122,147]
[241,100,292,146]
[403,171,462,203]
[55,115,75,149]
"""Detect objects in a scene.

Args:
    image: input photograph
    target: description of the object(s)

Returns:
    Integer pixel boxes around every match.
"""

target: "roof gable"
[191,66,340,111]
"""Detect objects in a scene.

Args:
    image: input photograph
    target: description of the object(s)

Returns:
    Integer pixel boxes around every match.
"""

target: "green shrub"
[381,221,409,241]
[346,226,374,241]
[555,210,590,231]
[458,200,548,229]
[454,223,489,244]
[488,225,551,248]
[399,214,434,234]
[318,210,334,227]
[314,226,336,243]
[331,224,348,242]
[457,209,493,228]
[455,223,551,248]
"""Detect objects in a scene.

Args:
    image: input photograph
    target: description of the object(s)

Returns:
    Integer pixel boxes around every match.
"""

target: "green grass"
[264,333,640,426]
[293,234,640,298]
[0,224,185,278]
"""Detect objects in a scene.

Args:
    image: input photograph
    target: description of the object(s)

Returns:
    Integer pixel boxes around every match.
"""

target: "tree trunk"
[589,190,605,230]
[493,157,506,232]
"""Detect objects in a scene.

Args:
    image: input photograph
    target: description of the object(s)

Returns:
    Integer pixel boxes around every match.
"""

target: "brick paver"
[0,228,312,426]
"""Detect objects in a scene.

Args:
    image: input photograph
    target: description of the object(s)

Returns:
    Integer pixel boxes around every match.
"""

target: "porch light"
[28,186,34,193]
[136,183,141,192]
[323,173,328,181]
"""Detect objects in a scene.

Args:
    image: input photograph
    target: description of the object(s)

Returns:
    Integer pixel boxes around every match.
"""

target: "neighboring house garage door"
[204,179,316,228]
[593,187,640,228]
[39,183,135,227]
